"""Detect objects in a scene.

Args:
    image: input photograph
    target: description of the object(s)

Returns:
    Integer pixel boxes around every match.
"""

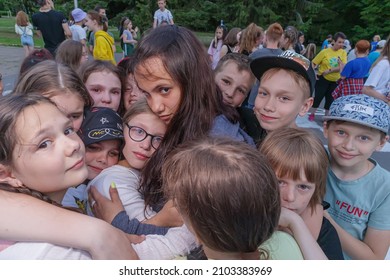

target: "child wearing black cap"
[250,50,315,143]
[62,107,123,213]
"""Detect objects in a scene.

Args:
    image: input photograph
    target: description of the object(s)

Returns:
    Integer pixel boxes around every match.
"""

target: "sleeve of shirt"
[341,61,353,77]
[312,50,324,66]
[31,14,38,30]
[364,61,385,88]
[111,211,169,235]
[132,225,197,259]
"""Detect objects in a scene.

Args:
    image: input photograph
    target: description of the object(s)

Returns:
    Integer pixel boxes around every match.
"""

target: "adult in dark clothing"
[32,0,71,56]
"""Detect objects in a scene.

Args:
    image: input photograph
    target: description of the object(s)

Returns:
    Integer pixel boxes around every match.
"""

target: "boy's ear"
[376,135,389,151]
[298,97,314,117]
[0,164,23,187]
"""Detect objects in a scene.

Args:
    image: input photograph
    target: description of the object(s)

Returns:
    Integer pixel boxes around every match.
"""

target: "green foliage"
[3,0,388,45]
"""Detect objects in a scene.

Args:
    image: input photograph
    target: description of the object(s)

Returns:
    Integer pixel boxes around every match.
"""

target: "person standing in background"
[308,32,347,121]
[15,11,34,57]
[70,8,87,47]
[153,0,174,28]
[32,0,71,56]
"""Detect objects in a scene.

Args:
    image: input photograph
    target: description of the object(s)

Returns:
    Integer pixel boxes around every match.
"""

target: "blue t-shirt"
[367,51,380,65]
[341,57,371,79]
[325,159,390,259]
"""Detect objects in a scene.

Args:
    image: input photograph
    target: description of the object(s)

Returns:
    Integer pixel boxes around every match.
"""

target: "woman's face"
[134,57,182,125]
[84,15,97,32]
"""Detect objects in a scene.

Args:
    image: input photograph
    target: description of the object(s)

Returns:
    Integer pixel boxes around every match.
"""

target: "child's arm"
[219,45,228,59]
[143,200,183,227]
[362,86,389,103]
[90,186,170,235]
[300,203,323,239]
[324,211,390,259]
[0,190,139,259]
[279,207,328,260]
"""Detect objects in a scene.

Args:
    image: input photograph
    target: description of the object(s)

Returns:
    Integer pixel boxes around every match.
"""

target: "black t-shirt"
[317,217,344,260]
[32,10,67,55]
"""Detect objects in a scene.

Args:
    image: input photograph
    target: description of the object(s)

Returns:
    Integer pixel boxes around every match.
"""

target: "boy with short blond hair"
[153,0,174,28]
[250,50,315,141]
[323,94,390,259]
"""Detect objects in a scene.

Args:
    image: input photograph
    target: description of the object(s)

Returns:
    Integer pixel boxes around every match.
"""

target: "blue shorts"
[21,35,34,47]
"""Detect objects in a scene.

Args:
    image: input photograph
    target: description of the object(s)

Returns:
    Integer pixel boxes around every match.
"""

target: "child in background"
[56,39,88,72]
[79,59,123,113]
[219,27,241,59]
[13,60,92,131]
[213,53,262,143]
[239,23,263,56]
[69,8,87,46]
[332,40,371,100]
[84,10,116,65]
[15,11,34,57]
[323,94,390,259]
[303,43,316,61]
[117,57,144,112]
[260,127,344,259]
[163,137,328,259]
[121,19,138,57]
[18,48,53,77]
[208,25,227,69]
[214,53,255,108]
[62,107,123,213]
[250,50,315,143]
[153,0,174,28]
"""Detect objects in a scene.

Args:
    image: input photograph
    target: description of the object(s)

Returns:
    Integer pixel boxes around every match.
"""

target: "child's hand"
[89,183,125,223]
[278,207,301,235]
[134,26,139,33]
[126,234,145,244]
[143,200,183,227]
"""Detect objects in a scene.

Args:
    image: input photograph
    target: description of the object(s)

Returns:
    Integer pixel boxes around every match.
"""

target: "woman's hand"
[89,184,125,223]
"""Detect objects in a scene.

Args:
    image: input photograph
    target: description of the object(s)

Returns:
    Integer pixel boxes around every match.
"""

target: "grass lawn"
[0,17,214,51]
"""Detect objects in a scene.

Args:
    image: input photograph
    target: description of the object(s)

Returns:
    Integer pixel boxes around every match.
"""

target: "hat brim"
[323,116,388,134]
[83,129,124,146]
[250,56,315,96]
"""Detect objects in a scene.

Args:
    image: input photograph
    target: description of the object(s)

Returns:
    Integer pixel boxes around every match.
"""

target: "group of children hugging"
[0,23,389,260]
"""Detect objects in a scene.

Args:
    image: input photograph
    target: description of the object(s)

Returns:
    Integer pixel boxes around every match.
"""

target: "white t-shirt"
[70,24,86,42]
[0,242,91,260]
[364,58,390,96]
[87,165,155,220]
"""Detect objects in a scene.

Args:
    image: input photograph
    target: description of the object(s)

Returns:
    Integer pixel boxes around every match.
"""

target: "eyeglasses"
[126,124,163,149]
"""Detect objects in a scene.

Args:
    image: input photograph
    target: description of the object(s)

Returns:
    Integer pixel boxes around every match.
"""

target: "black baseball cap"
[78,107,123,146]
[250,50,316,97]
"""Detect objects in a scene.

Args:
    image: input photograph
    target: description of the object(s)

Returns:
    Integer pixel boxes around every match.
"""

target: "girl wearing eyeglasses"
[87,98,171,237]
